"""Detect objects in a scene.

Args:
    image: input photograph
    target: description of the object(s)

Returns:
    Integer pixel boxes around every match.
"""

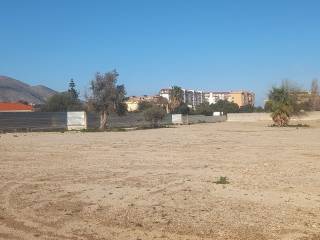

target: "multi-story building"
[204,92,231,105]
[159,89,171,101]
[229,91,255,107]
[160,88,204,108]
[182,89,205,108]
[160,88,255,108]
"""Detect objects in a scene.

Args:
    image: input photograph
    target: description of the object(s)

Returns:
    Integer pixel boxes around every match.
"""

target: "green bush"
[138,101,154,111]
[214,176,230,184]
[144,106,166,128]
[42,92,83,112]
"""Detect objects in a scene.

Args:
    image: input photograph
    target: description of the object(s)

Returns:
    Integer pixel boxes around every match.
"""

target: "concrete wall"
[291,111,320,121]
[87,112,172,129]
[0,112,67,131]
[0,111,228,131]
[67,112,87,130]
[0,111,88,131]
[227,113,271,122]
[227,112,320,122]
[172,114,226,124]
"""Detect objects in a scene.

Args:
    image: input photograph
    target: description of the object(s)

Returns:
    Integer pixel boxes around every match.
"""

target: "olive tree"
[87,70,126,130]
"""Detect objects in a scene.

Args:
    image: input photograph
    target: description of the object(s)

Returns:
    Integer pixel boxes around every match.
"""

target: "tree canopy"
[87,70,126,129]
[42,92,82,112]
[169,86,184,113]
[42,79,82,112]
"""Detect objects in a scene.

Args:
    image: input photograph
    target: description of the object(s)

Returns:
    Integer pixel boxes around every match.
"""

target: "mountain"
[30,85,57,100]
[0,76,57,104]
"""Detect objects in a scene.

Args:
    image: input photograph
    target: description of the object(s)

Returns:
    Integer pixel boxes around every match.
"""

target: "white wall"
[67,112,87,130]
[227,112,320,122]
[227,113,271,122]
[171,114,227,124]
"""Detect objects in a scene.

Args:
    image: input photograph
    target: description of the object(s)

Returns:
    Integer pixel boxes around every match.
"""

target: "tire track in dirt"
[0,181,76,240]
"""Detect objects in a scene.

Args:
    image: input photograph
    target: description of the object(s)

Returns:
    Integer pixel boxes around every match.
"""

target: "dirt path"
[0,122,320,239]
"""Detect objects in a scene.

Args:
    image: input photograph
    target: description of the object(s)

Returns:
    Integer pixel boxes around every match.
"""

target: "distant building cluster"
[125,95,163,112]
[160,88,255,108]
[125,87,255,112]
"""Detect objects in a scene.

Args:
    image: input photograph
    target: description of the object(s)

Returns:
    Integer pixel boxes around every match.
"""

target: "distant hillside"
[0,76,57,104]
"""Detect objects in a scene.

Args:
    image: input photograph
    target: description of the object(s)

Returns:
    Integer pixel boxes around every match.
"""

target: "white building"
[160,88,205,108]
[204,92,231,105]
[159,89,171,101]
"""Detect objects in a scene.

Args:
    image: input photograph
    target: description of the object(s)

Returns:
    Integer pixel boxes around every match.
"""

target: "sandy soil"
[0,122,320,240]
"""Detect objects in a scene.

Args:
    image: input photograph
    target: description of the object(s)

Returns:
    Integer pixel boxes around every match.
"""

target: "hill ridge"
[0,75,57,104]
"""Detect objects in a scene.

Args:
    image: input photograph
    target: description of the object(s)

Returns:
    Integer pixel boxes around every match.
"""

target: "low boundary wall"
[227,113,271,122]
[0,112,228,131]
[227,112,320,122]
[87,112,172,128]
[172,114,227,124]
[0,112,67,131]
[0,111,88,131]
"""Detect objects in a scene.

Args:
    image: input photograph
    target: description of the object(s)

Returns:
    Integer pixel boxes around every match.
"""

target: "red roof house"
[0,102,34,112]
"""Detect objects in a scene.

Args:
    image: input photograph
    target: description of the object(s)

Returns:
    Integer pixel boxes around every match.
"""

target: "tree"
[174,103,190,114]
[86,70,126,130]
[138,101,154,111]
[144,105,166,128]
[195,102,213,116]
[211,100,239,114]
[157,96,169,113]
[42,92,83,112]
[68,78,79,100]
[268,82,301,127]
[239,104,254,113]
[115,85,127,116]
[169,86,184,113]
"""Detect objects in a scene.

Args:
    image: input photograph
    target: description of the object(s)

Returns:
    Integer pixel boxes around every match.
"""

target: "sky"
[1,0,320,106]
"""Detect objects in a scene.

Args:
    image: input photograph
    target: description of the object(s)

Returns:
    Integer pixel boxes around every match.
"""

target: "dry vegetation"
[0,121,320,240]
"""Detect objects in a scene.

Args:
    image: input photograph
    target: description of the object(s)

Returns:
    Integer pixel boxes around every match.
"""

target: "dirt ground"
[0,122,320,240]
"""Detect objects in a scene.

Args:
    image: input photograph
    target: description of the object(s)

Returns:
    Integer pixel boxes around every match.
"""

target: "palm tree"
[169,86,184,113]
[268,83,296,127]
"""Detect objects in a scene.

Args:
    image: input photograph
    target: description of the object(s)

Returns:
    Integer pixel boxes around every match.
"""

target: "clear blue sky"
[1,0,320,105]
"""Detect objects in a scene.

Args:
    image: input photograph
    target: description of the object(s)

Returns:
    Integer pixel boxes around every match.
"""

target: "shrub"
[143,106,166,128]
[173,103,190,114]
[42,92,83,112]
[268,82,302,127]
[214,176,230,184]
[195,102,213,116]
[138,101,154,111]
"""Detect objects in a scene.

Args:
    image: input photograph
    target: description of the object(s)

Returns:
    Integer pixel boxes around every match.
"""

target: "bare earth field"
[0,122,320,240]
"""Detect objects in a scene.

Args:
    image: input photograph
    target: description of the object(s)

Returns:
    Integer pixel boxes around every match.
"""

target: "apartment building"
[204,92,231,105]
[182,89,204,108]
[229,91,255,107]
[160,88,204,108]
[160,88,255,108]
